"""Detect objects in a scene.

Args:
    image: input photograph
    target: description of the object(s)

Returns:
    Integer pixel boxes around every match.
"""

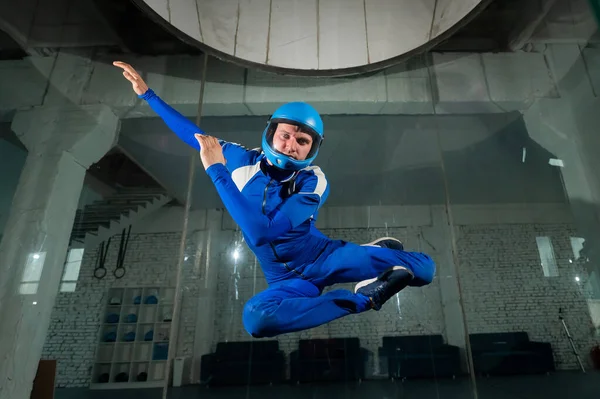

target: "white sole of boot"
[361,236,403,247]
[354,266,412,293]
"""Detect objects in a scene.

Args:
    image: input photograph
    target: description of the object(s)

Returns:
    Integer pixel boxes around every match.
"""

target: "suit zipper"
[262,179,270,214]
[262,179,304,278]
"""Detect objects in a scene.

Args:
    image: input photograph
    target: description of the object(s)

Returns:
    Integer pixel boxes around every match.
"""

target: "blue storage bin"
[125,313,137,323]
[123,331,136,342]
[104,331,117,342]
[153,343,169,360]
[144,330,154,341]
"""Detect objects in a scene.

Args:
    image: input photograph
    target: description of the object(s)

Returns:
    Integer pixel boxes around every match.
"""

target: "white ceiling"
[136,0,486,73]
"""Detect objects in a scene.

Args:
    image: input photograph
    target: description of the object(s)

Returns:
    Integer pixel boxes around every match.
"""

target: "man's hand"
[195,134,226,170]
[113,61,149,96]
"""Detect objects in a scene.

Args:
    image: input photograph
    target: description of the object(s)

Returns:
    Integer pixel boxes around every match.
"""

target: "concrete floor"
[55,371,600,399]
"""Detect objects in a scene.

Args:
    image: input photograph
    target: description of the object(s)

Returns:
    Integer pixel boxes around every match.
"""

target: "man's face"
[271,123,313,161]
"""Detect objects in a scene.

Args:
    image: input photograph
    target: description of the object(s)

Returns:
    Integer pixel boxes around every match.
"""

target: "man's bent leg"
[304,241,436,288]
[242,279,371,338]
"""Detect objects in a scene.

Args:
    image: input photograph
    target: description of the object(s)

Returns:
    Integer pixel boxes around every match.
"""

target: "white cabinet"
[90,286,175,389]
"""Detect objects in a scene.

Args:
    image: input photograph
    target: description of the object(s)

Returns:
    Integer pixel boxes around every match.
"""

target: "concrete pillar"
[0,105,119,399]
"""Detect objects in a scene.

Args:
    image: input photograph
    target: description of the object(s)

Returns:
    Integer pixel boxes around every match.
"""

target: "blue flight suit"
[141,89,436,338]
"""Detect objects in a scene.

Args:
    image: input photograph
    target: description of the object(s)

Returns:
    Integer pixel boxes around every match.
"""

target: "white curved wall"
[139,0,484,72]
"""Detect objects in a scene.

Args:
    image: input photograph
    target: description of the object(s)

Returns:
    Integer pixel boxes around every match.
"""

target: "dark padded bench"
[378,335,462,379]
[200,340,285,386]
[290,338,367,383]
[469,332,555,376]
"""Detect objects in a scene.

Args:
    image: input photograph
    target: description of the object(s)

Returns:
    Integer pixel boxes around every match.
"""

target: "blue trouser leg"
[304,240,436,288]
[242,278,371,338]
[243,240,436,337]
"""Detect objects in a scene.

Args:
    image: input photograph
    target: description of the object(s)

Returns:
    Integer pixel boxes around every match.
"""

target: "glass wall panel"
[162,54,475,399]
[5,2,599,399]
[442,1,600,397]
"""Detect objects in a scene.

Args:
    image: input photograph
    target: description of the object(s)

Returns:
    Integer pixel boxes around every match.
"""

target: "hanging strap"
[94,238,111,279]
[114,225,131,279]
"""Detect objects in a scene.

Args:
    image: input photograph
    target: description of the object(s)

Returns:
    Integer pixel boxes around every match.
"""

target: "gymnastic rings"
[93,238,111,280]
[113,267,125,279]
[113,225,131,279]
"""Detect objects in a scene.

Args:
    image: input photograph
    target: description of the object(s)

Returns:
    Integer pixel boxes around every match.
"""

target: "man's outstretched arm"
[141,91,252,167]
[138,88,203,151]
[114,61,207,151]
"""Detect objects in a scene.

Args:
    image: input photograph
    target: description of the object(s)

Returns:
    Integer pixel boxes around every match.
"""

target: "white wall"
[41,202,598,387]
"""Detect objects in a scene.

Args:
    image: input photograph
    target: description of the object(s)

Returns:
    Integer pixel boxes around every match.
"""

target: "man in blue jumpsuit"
[114,62,436,338]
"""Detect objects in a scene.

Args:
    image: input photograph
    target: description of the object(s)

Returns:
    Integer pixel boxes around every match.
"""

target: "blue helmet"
[261,102,324,171]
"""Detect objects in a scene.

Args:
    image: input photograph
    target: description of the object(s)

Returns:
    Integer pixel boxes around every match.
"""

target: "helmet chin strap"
[265,156,294,172]
[261,158,298,188]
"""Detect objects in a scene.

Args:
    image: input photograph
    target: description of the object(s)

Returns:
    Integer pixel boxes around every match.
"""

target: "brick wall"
[43,206,599,387]
[211,220,598,374]
[456,223,597,370]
